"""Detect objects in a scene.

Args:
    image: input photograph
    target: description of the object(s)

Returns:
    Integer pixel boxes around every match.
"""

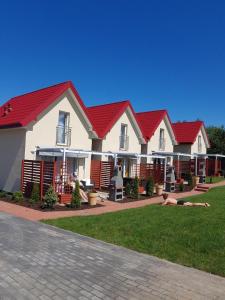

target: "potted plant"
[156,183,164,196]
[193,176,200,186]
[88,190,98,206]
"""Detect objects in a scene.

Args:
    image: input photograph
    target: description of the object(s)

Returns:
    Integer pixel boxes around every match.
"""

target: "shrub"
[30,183,40,205]
[146,176,154,197]
[179,182,184,192]
[186,173,194,188]
[42,185,58,209]
[0,191,7,198]
[71,181,81,208]
[132,176,139,199]
[12,191,23,202]
[125,182,132,197]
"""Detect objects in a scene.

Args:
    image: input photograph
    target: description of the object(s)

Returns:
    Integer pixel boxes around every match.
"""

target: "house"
[173,121,210,155]
[172,121,211,177]
[136,110,177,164]
[0,81,97,192]
[86,101,146,181]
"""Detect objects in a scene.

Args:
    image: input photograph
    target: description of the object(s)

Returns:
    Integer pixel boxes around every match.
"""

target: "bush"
[186,173,194,188]
[42,185,58,209]
[125,182,132,197]
[0,191,7,198]
[132,176,139,199]
[71,181,81,208]
[179,182,184,192]
[30,183,40,205]
[12,191,23,202]
[146,177,154,197]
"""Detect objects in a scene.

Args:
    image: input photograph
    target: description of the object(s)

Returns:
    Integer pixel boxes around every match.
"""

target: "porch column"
[62,148,66,191]
[215,156,218,176]
[114,154,118,168]
[177,155,180,179]
[195,156,198,176]
[163,158,167,190]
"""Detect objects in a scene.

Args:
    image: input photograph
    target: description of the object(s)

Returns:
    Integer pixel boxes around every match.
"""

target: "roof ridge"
[136,109,167,115]
[173,120,203,125]
[9,81,71,101]
[87,100,130,109]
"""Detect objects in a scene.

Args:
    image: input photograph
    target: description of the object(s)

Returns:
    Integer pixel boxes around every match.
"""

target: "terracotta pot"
[88,192,98,206]
[193,176,200,185]
[156,184,164,196]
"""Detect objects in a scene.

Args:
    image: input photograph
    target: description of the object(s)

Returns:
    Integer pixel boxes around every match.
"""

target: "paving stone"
[0,212,225,300]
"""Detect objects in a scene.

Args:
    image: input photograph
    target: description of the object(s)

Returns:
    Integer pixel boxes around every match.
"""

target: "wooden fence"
[90,160,114,189]
[21,160,56,199]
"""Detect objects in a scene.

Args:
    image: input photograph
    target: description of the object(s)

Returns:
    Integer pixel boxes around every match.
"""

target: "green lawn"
[206,176,225,184]
[43,186,225,277]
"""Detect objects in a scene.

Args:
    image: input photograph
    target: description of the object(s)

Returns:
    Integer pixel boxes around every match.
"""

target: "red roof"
[172,121,204,144]
[136,110,169,141]
[86,100,143,139]
[0,81,88,129]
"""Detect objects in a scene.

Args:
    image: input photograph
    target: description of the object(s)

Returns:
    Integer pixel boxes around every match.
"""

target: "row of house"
[0,81,213,193]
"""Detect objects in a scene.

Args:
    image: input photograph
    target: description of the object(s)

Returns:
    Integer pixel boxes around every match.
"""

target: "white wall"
[148,118,174,153]
[174,144,191,154]
[191,128,207,154]
[101,109,141,153]
[0,128,26,192]
[25,92,92,179]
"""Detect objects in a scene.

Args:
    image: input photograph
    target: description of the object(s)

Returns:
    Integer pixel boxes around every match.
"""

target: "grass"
[43,185,225,277]
[206,176,224,184]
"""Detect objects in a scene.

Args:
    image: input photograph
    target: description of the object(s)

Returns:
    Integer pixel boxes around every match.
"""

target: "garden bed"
[0,198,104,212]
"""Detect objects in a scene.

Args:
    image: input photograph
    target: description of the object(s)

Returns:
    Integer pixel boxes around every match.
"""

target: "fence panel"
[21,160,55,199]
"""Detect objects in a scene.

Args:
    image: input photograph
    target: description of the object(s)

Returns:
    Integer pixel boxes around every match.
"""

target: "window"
[159,129,165,150]
[198,135,202,153]
[56,111,71,145]
[119,124,128,150]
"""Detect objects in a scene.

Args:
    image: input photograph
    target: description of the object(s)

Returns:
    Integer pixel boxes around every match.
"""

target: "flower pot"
[193,176,200,186]
[88,192,98,206]
[156,184,164,196]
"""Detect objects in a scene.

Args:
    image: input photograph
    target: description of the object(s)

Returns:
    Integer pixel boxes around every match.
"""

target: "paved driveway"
[0,212,225,300]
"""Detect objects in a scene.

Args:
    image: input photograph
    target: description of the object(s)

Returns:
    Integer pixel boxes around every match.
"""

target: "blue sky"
[0,0,224,126]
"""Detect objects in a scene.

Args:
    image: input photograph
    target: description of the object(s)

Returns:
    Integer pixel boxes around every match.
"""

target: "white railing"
[159,138,166,151]
[56,126,71,146]
[119,135,129,150]
[198,144,202,153]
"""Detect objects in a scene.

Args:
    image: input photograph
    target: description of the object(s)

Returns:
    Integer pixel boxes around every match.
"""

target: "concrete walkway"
[0,180,224,221]
[0,212,225,300]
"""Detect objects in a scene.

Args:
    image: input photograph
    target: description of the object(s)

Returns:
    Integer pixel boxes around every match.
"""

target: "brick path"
[0,181,224,221]
[0,212,225,300]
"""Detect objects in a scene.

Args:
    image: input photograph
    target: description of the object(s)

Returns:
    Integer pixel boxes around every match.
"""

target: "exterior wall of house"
[145,118,174,164]
[25,93,92,179]
[174,144,192,154]
[148,118,174,153]
[191,128,207,154]
[174,128,207,156]
[0,128,26,192]
[101,110,141,153]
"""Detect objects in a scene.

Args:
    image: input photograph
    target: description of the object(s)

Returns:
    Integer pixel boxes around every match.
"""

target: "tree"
[71,181,81,208]
[132,176,139,199]
[146,176,154,197]
[42,185,58,209]
[207,126,225,155]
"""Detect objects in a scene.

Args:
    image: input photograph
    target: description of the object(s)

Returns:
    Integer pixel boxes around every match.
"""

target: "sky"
[0,0,224,126]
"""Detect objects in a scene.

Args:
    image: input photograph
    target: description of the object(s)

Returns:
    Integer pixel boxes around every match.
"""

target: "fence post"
[52,161,56,191]
[40,161,44,200]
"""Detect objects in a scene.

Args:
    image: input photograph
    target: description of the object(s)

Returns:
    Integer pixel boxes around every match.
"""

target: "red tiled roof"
[136,110,169,141]
[86,100,144,139]
[172,121,204,144]
[0,81,87,129]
